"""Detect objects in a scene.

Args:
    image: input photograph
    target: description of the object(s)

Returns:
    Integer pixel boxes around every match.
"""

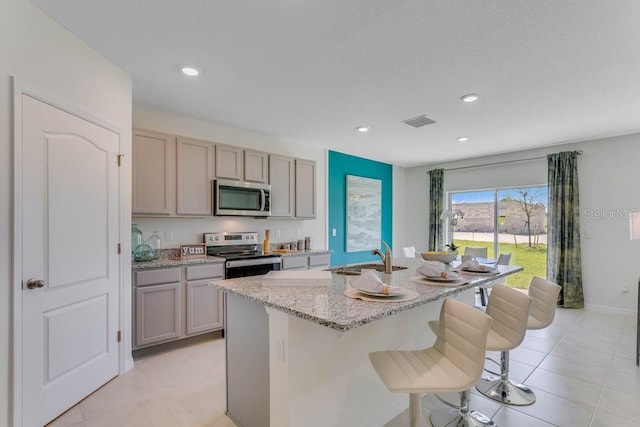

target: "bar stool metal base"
[430,407,496,427]
[475,375,536,406]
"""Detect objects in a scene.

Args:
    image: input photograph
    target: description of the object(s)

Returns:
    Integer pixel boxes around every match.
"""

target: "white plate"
[357,287,404,297]
[421,274,462,282]
[462,267,496,273]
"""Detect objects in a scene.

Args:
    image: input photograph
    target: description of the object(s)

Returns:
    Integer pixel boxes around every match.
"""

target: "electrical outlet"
[276,229,281,237]
[165,231,173,241]
[295,228,301,236]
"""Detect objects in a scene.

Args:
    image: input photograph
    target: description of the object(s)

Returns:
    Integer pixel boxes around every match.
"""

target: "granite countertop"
[270,249,331,256]
[211,258,523,332]
[132,249,225,270]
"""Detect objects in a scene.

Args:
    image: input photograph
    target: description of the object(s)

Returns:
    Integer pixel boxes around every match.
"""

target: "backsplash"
[133,217,323,251]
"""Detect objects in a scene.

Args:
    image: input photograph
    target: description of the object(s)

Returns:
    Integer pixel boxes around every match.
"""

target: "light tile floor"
[48,307,640,427]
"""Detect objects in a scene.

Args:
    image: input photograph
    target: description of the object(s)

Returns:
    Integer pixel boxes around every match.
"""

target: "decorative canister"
[131,224,143,254]
[297,240,304,250]
[304,237,311,250]
[148,231,162,259]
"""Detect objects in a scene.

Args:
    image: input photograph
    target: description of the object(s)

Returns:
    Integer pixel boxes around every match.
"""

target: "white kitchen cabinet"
[268,154,295,217]
[308,253,331,270]
[281,254,308,271]
[244,149,269,183]
[134,268,182,348]
[281,253,331,271]
[185,264,224,335]
[132,129,175,215]
[295,158,316,219]
[133,263,224,349]
[176,137,214,216]
[215,144,243,180]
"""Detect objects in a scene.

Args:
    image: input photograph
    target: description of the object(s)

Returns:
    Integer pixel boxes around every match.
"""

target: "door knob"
[26,278,45,289]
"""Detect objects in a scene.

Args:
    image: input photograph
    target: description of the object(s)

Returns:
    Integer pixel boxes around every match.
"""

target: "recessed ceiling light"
[181,66,199,77]
[460,93,479,103]
[356,126,370,132]
[457,136,469,142]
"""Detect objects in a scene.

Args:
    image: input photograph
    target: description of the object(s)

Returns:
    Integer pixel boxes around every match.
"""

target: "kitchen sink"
[331,264,408,275]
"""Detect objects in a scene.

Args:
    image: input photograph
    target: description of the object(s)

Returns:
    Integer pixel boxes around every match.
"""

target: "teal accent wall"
[328,151,393,266]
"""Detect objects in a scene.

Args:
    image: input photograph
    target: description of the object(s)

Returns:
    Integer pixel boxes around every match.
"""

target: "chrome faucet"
[371,241,393,274]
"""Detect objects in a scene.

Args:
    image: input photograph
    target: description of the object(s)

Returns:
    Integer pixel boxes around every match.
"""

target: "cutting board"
[261,270,332,286]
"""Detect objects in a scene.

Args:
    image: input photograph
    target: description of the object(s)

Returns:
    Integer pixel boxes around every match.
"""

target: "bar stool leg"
[430,390,496,427]
[476,350,536,405]
[409,393,422,427]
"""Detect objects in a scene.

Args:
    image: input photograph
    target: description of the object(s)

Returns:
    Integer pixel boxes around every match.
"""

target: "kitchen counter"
[131,250,224,270]
[269,249,331,256]
[212,257,522,331]
[214,258,524,427]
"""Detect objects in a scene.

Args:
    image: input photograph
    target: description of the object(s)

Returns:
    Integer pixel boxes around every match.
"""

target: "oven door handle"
[226,257,281,268]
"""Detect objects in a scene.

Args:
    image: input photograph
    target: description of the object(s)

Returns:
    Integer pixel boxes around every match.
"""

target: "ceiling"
[32,0,640,167]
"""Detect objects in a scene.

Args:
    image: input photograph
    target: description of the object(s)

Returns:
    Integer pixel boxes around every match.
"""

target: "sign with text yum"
[180,244,206,259]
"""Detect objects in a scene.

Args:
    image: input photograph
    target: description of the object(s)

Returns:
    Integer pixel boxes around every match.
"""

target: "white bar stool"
[369,298,493,427]
[475,284,534,405]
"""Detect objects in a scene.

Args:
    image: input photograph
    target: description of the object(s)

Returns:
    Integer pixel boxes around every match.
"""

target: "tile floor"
[48,307,640,427]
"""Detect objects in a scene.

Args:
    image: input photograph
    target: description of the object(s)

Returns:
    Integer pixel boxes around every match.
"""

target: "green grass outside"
[453,240,547,289]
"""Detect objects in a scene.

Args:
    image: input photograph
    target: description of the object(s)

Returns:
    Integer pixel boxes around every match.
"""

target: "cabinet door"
[308,253,331,270]
[281,254,308,270]
[215,144,243,180]
[295,159,316,218]
[135,282,181,348]
[186,280,223,335]
[269,154,295,217]
[176,137,214,215]
[132,130,174,215]
[244,149,269,183]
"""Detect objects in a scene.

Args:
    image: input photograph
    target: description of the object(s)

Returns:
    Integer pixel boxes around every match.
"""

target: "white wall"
[132,103,327,250]
[1,0,132,424]
[404,133,640,314]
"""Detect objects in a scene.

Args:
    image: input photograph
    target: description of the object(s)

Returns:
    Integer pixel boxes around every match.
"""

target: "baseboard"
[583,303,635,318]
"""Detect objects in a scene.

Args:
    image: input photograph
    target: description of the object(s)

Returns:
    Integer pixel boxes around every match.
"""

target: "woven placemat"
[344,287,419,303]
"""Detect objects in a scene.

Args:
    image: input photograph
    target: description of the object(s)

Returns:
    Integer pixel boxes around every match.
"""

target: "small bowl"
[420,251,458,264]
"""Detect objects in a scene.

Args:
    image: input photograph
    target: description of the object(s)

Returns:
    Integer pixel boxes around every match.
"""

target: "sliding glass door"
[449,186,547,288]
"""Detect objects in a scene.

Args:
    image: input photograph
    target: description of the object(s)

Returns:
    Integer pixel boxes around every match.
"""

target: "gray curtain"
[428,169,444,251]
[547,151,583,308]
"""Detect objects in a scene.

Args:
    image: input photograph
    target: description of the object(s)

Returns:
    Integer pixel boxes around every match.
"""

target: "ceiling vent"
[402,115,436,128]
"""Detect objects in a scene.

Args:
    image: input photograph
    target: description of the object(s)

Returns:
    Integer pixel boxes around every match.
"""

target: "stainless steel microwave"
[214,179,271,217]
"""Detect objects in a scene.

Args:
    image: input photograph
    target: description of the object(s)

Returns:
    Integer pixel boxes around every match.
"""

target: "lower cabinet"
[133,263,224,349]
[281,253,331,271]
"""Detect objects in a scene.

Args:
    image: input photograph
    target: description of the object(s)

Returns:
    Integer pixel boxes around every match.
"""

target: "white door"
[20,95,120,426]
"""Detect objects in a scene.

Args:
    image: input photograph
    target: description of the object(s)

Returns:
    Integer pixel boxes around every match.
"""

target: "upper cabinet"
[176,137,214,216]
[295,159,316,219]
[244,149,269,183]
[132,130,174,215]
[269,154,295,218]
[133,129,317,219]
[215,144,243,180]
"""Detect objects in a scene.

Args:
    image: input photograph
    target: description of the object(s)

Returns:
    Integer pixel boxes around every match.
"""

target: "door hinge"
[117,243,121,254]
[117,331,122,342]
[117,153,125,167]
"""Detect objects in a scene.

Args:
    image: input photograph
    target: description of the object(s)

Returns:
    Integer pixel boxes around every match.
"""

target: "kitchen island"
[212,258,523,427]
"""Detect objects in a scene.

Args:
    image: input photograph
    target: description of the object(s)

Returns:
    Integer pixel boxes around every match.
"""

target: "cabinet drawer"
[281,255,307,270]
[135,268,181,287]
[186,263,224,281]
[309,253,331,268]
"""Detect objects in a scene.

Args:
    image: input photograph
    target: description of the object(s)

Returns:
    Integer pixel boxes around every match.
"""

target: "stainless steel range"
[204,232,281,279]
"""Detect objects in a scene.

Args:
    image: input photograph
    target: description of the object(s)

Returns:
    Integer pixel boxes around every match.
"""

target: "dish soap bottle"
[148,231,162,260]
[263,229,270,254]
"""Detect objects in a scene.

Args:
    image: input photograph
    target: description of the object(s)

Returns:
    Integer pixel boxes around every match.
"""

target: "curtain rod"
[431,150,583,173]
